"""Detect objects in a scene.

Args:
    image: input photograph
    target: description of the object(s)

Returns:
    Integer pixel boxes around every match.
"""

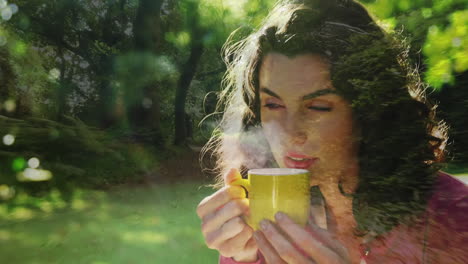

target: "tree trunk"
[134,0,163,51]
[97,1,134,128]
[174,2,204,146]
[128,0,164,145]
[55,47,69,121]
[96,56,116,128]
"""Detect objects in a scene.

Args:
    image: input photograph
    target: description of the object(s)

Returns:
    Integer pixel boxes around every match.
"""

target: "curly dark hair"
[202,0,448,235]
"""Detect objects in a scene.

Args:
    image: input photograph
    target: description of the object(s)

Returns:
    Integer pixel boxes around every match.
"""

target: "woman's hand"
[196,169,259,262]
[253,212,350,264]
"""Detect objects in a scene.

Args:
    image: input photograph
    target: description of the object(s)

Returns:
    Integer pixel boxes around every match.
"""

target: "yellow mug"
[231,168,310,230]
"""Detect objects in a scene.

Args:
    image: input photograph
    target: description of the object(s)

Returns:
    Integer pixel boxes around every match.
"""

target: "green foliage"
[113,52,177,106]
[362,0,468,163]
[165,31,192,49]
[0,115,159,202]
[2,0,463,205]
[423,10,468,89]
[0,23,52,116]
[364,0,468,89]
[11,157,26,172]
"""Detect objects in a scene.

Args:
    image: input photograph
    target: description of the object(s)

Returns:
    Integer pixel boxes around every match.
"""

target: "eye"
[308,106,332,112]
[306,100,333,112]
[263,103,284,110]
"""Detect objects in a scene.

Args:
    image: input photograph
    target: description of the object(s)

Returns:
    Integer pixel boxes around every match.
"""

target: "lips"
[284,151,318,169]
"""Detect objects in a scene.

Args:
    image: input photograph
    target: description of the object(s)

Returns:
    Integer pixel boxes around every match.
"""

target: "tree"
[174,0,204,145]
[361,0,468,163]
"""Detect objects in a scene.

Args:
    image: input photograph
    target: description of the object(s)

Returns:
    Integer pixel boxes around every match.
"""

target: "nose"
[291,131,307,145]
[286,115,308,145]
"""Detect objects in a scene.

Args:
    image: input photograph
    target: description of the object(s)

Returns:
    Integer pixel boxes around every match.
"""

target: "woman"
[196,0,467,263]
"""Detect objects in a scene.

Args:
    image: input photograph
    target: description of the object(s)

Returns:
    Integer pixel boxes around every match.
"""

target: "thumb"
[224,168,243,186]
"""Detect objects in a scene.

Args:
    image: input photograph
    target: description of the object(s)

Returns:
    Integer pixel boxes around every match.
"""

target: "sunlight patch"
[0,230,11,241]
[71,198,88,210]
[121,231,168,244]
[9,207,35,220]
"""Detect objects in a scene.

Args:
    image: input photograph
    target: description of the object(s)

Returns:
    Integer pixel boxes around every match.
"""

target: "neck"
[317,183,363,263]
[315,161,361,248]
[320,183,356,234]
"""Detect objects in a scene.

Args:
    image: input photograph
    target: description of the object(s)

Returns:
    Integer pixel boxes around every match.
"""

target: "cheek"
[322,119,352,138]
[318,116,356,156]
[261,119,285,155]
[260,110,277,140]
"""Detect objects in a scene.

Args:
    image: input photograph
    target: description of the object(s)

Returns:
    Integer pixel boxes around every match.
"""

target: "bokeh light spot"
[8,3,18,14]
[17,168,53,182]
[0,185,15,200]
[2,134,15,145]
[12,157,26,171]
[1,6,12,20]
[142,98,152,109]
[49,68,61,80]
[28,157,40,169]
[12,41,26,55]
[4,99,16,112]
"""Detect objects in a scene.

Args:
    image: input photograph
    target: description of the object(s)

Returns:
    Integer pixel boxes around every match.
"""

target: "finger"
[201,198,249,236]
[306,221,348,259]
[258,220,313,264]
[253,230,287,264]
[306,209,348,259]
[219,225,257,258]
[205,216,246,250]
[308,202,327,230]
[224,168,243,186]
[196,185,246,219]
[275,212,345,263]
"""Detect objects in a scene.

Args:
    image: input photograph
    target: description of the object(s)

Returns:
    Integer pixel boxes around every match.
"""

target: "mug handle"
[230,177,251,198]
[229,176,252,227]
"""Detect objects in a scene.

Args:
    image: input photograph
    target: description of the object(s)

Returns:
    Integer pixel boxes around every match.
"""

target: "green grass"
[443,163,468,176]
[442,163,468,184]
[0,181,218,264]
[1,164,465,264]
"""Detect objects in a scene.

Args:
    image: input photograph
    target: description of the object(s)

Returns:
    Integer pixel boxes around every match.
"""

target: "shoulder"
[433,171,467,195]
[425,171,468,263]
[428,171,468,221]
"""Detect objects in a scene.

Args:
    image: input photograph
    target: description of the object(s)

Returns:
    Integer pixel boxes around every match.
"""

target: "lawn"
[0,181,218,264]
[443,163,468,183]
[1,164,466,264]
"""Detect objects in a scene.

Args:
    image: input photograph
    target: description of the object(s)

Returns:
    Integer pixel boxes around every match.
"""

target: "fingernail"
[260,220,269,230]
[275,212,285,221]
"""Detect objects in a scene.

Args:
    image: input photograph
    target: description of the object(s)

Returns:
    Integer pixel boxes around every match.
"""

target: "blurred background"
[0,0,466,263]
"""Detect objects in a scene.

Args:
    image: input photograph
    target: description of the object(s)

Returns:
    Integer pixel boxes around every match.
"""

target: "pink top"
[219,172,468,263]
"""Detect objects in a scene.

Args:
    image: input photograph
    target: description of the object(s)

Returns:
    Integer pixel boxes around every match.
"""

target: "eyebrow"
[260,87,337,100]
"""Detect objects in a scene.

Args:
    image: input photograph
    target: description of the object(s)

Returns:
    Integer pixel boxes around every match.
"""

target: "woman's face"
[259,52,359,187]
